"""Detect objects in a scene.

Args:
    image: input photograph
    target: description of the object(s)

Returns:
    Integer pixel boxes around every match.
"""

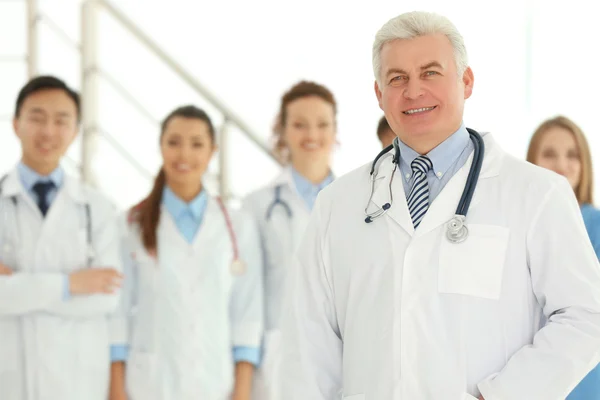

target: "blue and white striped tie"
[408,155,433,228]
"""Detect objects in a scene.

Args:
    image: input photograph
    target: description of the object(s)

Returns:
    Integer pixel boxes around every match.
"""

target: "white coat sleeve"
[478,178,600,400]
[229,211,264,349]
[109,218,137,348]
[0,272,65,315]
[47,198,123,317]
[278,194,343,400]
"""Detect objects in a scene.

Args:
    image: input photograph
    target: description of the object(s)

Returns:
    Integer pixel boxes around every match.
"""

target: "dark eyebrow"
[27,108,46,116]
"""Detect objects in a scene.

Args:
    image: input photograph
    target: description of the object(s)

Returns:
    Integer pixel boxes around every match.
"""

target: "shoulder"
[209,196,258,241]
[242,185,276,210]
[317,162,373,205]
[581,204,600,229]
[497,150,572,199]
[76,180,120,222]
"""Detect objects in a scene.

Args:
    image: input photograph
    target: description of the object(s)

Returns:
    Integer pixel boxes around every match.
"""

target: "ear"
[12,117,19,138]
[374,80,384,111]
[462,67,474,99]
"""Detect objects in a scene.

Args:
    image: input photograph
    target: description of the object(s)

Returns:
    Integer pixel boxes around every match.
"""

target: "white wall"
[0,0,598,209]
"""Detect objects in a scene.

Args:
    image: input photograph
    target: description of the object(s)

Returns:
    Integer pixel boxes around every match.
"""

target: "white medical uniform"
[243,167,333,398]
[116,196,264,400]
[0,166,122,400]
[279,133,600,400]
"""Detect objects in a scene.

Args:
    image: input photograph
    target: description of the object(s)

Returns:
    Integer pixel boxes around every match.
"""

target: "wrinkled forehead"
[380,34,456,73]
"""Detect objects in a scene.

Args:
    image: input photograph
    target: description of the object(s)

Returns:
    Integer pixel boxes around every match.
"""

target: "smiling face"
[283,95,336,165]
[13,89,78,175]
[533,127,582,190]
[160,116,215,189]
[374,34,474,153]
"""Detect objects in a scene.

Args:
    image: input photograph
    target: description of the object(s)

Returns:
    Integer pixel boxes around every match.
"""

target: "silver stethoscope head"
[446,215,469,244]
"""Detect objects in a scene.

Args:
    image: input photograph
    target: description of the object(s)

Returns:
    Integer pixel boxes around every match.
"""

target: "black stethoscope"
[364,128,485,244]
[0,175,95,266]
[265,184,293,221]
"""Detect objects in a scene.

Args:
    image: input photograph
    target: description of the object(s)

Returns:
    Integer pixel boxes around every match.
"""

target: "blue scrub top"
[567,204,600,400]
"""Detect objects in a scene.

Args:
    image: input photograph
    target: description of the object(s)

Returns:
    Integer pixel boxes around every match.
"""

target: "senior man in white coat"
[278,11,600,400]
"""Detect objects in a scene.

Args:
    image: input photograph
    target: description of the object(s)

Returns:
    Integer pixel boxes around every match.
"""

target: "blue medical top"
[397,123,473,202]
[581,204,600,258]
[110,185,260,366]
[568,203,600,400]
[291,168,334,210]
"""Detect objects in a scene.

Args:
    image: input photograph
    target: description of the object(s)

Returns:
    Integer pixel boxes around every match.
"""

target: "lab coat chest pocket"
[438,224,509,300]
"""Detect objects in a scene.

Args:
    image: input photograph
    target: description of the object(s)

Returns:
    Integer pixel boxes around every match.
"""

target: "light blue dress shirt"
[111,186,261,366]
[16,162,70,300]
[567,203,600,399]
[397,123,473,203]
[291,168,334,211]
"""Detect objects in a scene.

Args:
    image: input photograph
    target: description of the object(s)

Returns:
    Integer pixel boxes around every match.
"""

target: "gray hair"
[372,11,468,86]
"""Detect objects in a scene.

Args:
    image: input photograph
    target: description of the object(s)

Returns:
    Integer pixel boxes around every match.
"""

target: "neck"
[291,159,331,184]
[22,157,58,176]
[167,181,203,203]
[405,124,461,155]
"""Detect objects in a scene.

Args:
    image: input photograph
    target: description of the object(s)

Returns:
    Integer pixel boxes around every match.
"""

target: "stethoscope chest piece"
[446,215,469,244]
[230,259,246,276]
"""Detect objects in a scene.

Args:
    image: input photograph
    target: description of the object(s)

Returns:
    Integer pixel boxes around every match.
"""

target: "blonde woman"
[527,115,600,400]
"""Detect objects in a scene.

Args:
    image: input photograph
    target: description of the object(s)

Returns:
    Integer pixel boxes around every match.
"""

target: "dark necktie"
[32,181,55,217]
[408,155,433,228]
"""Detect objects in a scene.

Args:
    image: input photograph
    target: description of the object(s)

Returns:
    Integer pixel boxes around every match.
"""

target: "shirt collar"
[162,185,208,221]
[17,161,64,191]
[398,122,470,180]
[291,168,334,197]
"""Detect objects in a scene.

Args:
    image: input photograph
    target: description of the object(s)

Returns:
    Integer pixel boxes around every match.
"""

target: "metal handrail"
[39,14,81,51]
[97,0,279,164]
[15,0,279,201]
[96,127,154,180]
[0,55,26,62]
[96,68,159,125]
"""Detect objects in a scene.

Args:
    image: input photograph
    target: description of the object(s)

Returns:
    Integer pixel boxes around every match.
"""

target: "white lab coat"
[116,196,264,400]
[278,133,600,400]
[242,168,316,399]
[0,166,122,400]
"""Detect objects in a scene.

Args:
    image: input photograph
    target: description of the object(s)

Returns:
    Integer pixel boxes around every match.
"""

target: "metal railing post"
[26,0,39,78]
[81,0,101,186]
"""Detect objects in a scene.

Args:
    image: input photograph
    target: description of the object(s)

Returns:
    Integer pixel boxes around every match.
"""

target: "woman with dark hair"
[109,105,264,400]
[242,80,338,399]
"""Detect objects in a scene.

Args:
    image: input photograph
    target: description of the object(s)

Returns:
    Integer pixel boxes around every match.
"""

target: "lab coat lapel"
[414,133,503,238]
[370,155,415,236]
[191,198,228,252]
[39,175,86,246]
